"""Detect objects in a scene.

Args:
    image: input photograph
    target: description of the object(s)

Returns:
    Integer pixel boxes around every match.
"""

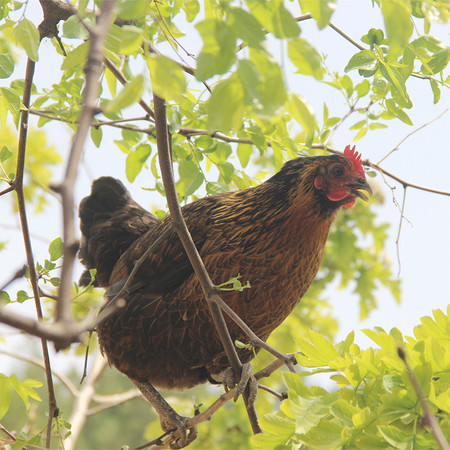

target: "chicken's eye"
[331,165,345,178]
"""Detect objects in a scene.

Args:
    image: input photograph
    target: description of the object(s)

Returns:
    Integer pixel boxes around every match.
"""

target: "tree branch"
[65,353,107,450]
[377,108,449,165]
[15,54,58,449]
[148,357,289,449]
[398,347,450,450]
[153,94,262,434]
[55,1,117,327]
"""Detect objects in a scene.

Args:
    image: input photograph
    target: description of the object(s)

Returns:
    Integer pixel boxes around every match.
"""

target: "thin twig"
[377,108,449,164]
[88,389,142,415]
[153,94,262,434]
[257,384,288,401]
[367,160,450,197]
[328,22,365,51]
[397,347,450,450]
[15,55,58,449]
[0,423,16,442]
[0,349,79,398]
[0,265,27,292]
[30,109,154,135]
[395,188,407,276]
[0,184,14,196]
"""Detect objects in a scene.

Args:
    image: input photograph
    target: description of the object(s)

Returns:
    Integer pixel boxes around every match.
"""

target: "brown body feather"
[79,154,370,390]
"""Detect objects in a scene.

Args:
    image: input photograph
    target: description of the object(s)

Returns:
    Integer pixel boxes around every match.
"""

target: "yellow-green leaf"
[14,18,40,62]
[104,74,144,113]
[147,54,186,103]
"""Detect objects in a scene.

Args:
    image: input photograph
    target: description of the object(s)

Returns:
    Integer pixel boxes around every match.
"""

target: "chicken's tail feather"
[78,177,159,287]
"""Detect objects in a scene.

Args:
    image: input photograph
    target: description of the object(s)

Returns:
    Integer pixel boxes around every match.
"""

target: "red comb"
[344,145,365,177]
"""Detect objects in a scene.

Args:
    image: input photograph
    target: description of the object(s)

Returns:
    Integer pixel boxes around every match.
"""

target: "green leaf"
[354,127,367,142]
[355,79,370,97]
[0,87,21,115]
[285,391,339,434]
[9,375,42,408]
[378,60,409,103]
[345,50,378,72]
[238,59,261,107]
[179,159,204,196]
[426,48,450,74]
[14,18,40,62]
[61,42,89,71]
[237,144,252,168]
[288,38,324,79]
[217,161,234,183]
[104,74,144,113]
[381,0,413,55]
[206,181,229,195]
[386,99,413,125]
[119,26,144,55]
[271,141,284,171]
[116,0,149,20]
[0,145,12,162]
[195,19,236,81]
[299,0,337,29]
[147,54,186,102]
[429,79,440,104]
[125,144,152,183]
[378,424,413,449]
[183,0,200,22]
[16,290,31,303]
[90,126,103,148]
[362,28,385,47]
[0,54,14,78]
[48,237,63,261]
[206,77,245,132]
[350,119,366,130]
[287,94,316,136]
[0,291,11,302]
[0,375,11,419]
[249,51,287,116]
[62,15,89,40]
[248,0,300,39]
[229,7,265,48]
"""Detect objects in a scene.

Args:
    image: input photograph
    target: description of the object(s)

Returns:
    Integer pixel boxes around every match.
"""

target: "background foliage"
[0,0,449,448]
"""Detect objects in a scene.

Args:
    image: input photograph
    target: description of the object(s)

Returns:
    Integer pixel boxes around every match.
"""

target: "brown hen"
[79,146,371,445]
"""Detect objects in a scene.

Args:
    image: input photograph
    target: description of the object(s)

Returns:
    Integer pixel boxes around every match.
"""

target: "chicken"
[78,145,371,446]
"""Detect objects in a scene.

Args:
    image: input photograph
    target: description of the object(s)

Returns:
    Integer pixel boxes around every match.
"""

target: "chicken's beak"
[348,178,373,202]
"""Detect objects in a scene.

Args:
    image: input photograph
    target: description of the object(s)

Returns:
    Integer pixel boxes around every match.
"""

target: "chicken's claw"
[160,412,197,449]
[217,363,258,405]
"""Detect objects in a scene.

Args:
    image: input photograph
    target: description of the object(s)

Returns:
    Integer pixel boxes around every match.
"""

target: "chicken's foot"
[213,363,258,405]
[132,380,198,449]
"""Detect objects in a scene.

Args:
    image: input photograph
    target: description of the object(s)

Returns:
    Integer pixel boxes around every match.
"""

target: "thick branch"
[56,2,117,325]
[65,353,107,450]
[153,94,262,434]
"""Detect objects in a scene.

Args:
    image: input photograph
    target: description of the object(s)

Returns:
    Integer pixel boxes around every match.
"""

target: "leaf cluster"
[254,306,450,449]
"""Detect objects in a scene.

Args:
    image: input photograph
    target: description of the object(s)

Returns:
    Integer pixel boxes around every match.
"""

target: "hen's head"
[313,145,372,209]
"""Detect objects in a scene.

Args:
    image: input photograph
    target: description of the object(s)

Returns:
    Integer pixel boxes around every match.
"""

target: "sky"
[0,0,449,376]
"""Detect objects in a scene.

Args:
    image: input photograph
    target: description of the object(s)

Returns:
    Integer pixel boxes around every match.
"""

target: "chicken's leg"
[132,380,198,449]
